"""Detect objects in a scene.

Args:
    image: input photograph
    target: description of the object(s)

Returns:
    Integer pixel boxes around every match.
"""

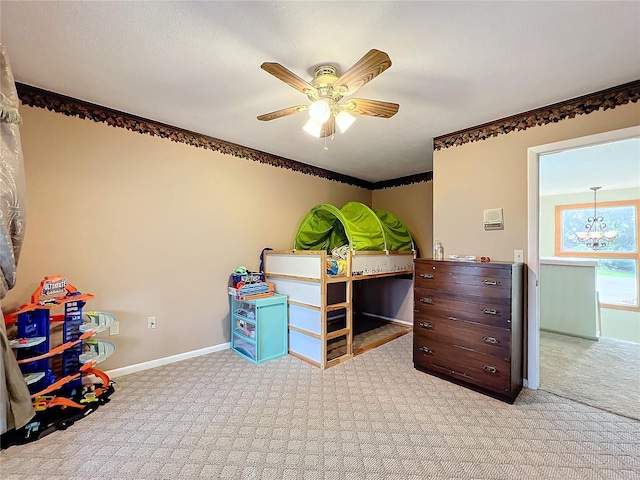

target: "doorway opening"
[527,125,639,419]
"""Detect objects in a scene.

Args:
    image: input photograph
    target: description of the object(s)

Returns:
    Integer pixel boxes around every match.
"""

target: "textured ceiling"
[540,138,640,196]
[2,1,639,182]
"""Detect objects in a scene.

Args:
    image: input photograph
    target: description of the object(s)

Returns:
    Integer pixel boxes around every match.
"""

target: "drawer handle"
[419,322,434,329]
[483,336,499,345]
[482,365,497,374]
[483,308,498,315]
[419,273,434,279]
[419,346,434,355]
[420,298,434,305]
[483,279,500,286]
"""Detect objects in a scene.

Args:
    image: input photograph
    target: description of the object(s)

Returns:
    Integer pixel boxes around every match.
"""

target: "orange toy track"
[17,330,95,364]
[30,373,81,398]
[1,276,118,448]
[82,367,110,385]
[4,275,94,324]
[47,397,85,410]
[29,367,111,400]
[4,293,94,324]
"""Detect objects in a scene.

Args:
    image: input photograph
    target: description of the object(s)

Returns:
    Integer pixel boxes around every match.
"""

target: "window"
[555,199,640,310]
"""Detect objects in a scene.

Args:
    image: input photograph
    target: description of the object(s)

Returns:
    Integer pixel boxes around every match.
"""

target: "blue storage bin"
[230,293,287,364]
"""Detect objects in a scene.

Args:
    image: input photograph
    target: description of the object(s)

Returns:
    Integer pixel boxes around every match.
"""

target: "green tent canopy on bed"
[293,202,414,252]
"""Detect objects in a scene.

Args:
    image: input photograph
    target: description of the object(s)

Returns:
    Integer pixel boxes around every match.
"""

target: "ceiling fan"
[257,49,399,139]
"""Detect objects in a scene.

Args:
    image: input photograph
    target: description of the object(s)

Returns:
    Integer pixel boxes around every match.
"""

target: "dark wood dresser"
[413,259,524,403]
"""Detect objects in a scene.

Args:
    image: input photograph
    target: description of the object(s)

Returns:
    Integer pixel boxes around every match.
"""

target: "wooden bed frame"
[264,249,415,369]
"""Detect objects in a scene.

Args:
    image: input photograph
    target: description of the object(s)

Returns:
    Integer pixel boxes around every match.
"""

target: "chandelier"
[574,186,617,250]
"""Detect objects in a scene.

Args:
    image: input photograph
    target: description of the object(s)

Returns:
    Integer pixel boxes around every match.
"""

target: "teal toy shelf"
[231,293,287,364]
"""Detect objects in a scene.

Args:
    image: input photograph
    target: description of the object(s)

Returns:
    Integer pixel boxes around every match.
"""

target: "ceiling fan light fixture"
[258,49,397,141]
[303,118,322,137]
[308,100,331,123]
[335,110,356,133]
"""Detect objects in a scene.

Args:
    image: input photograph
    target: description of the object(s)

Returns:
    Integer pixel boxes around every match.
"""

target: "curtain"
[0,42,33,434]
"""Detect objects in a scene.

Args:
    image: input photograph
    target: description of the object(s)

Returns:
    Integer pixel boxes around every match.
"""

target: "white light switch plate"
[514,250,524,264]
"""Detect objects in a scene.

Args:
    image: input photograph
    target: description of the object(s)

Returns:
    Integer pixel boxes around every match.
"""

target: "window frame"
[554,199,640,312]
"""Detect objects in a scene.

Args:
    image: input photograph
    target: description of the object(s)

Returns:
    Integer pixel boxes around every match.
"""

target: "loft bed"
[264,202,415,369]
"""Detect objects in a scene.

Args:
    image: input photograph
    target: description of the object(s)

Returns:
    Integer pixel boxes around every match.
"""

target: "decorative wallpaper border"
[433,80,640,150]
[22,79,635,188]
[371,171,433,190]
[16,83,374,189]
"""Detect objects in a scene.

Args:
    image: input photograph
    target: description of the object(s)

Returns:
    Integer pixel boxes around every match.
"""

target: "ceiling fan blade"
[333,49,392,96]
[261,62,316,95]
[319,115,335,138]
[257,105,308,121]
[345,99,399,118]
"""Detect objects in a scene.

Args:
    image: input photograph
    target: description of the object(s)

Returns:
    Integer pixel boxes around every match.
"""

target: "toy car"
[38,298,59,306]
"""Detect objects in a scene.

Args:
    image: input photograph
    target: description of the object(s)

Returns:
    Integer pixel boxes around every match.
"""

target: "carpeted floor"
[539,330,640,421]
[352,316,412,354]
[325,316,411,360]
[1,333,639,479]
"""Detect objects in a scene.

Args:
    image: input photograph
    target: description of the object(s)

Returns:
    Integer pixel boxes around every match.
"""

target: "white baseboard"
[360,312,413,326]
[103,342,230,379]
[540,327,599,342]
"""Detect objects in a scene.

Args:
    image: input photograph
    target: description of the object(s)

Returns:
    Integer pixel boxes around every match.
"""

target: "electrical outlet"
[514,250,524,264]
[147,316,156,329]
[109,321,119,336]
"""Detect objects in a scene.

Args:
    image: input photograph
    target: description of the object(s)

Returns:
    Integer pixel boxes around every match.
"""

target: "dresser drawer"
[413,338,511,393]
[414,315,511,360]
[418,281,510,299]
[414,288,512,329]
[415,264,511,293]
[416,260,511,276]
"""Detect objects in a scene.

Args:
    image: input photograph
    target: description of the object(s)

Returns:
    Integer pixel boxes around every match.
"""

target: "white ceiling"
[2,1,639,183]
[540,137,640,196]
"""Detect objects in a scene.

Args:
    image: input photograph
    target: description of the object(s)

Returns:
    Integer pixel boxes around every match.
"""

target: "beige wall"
[366,182,433,323]
[372,181,433,257]
[433,102,640,262]
[3,106,371,370]
[434,103,640,370]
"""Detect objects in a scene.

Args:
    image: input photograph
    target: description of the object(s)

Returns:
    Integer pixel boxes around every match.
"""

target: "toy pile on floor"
[1,276,116,449]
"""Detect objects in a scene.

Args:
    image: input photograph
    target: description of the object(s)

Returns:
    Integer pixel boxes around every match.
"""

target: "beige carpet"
[540,330,640,421]
[352,315,411,354]
[1,333,639,479]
